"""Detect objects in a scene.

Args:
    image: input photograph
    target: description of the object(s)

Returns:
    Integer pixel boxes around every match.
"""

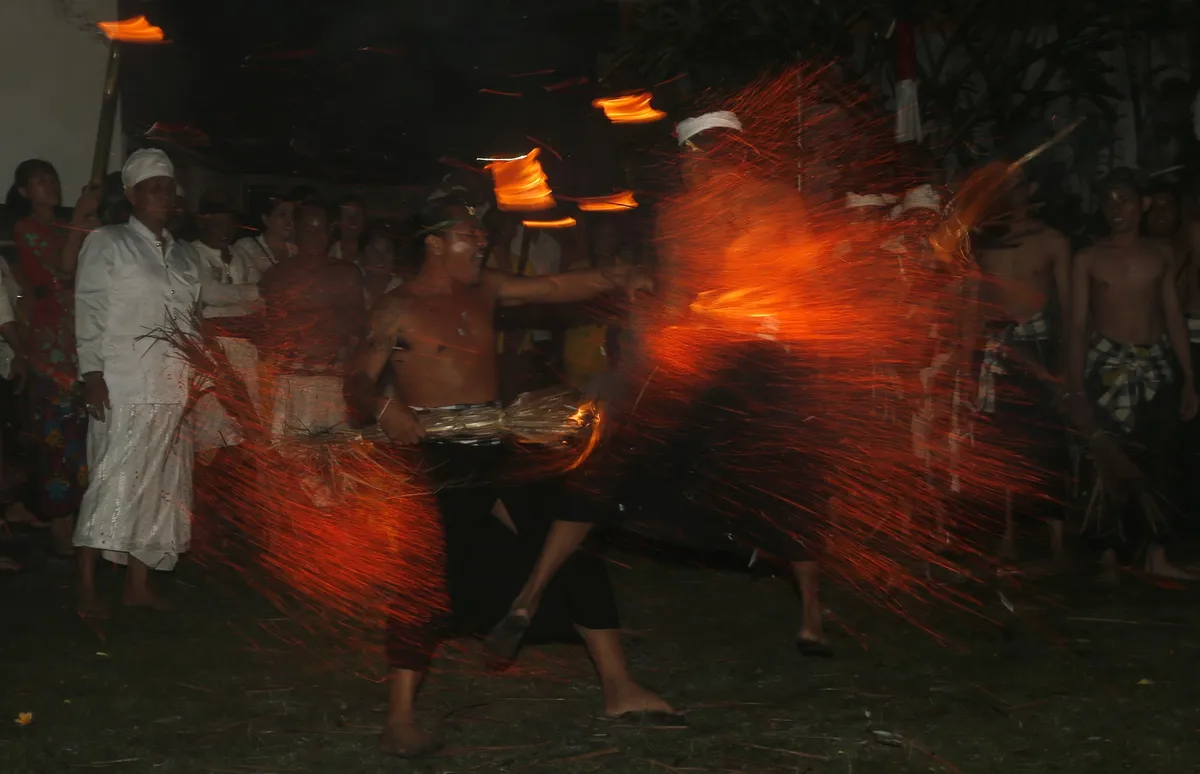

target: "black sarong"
[385,438,619,672]
[563,340,828,564]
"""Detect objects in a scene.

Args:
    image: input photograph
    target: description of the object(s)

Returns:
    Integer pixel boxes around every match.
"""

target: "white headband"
[122,148,175,190]
[890,184,940,218]
[845,193,899,209]
[675,111,743,146]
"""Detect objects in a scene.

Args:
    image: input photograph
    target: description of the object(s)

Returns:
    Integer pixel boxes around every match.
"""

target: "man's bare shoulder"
[1035,224,1069,252]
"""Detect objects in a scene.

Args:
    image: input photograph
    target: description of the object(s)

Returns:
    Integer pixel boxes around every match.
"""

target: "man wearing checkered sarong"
[972,168,1071,566]
[1067,169,1197,583]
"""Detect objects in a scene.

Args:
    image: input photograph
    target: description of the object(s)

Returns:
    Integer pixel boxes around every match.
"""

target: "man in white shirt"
[74,149,202,617]
[182,194,263,453]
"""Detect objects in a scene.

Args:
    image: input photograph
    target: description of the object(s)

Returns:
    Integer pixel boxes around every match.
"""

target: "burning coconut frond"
[145,311,267,444]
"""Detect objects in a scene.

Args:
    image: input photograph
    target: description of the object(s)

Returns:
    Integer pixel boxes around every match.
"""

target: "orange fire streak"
[97,15,166,43]
[521,217,576,228]
[577,191,638,212]
[487,148,556,212]
[592,93,666,124]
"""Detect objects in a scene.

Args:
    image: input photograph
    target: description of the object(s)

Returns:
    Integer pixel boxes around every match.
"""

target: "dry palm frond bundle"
[285,387,602,448]
[146,313,267,443]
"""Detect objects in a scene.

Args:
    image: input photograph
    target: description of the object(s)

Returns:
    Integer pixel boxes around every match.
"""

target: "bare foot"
[77,590,110,619]
[0,556,21,572]
[122,589,175,611]
[1144,553,1194,581]
[602,680,677,719]
[380,719,443,758]
[1096,549,1119,586]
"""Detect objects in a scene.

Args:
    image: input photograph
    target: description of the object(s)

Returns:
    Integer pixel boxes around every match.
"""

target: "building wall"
[0,0,124,201]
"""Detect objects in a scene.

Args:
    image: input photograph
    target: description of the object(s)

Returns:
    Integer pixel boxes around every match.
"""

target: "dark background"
[122,0,635,188]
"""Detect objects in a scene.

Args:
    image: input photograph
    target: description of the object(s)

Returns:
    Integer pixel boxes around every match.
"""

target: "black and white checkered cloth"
[975,312,1051,414]
[1084,333,1173,434]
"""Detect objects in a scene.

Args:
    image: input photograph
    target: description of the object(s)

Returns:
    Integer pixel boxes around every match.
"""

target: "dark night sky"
[122,0,628,186]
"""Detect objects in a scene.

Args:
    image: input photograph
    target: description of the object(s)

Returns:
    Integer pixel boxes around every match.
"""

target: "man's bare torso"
[976,224,1065,323]
[388,283,500,407]
[1082,237,1171,345]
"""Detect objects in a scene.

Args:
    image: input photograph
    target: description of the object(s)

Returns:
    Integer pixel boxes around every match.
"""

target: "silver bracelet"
[376,397,393,423]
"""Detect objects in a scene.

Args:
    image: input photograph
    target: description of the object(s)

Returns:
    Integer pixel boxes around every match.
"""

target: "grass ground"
[2,538,1199,774]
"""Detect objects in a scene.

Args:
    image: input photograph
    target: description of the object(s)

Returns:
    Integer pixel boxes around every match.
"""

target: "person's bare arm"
[1161,247,1197,419]
[1050,230,1071,342]
[60,186,102,276]
[343,294,425,443]
[484,265,650,306]
[1066,247,1094,431]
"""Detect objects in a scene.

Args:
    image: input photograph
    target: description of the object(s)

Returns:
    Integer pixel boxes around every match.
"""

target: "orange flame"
[487,149,556,212]
[592,93,666,124]
[97,16,165,43]
[577,190,638,212]
[521,217,576,229]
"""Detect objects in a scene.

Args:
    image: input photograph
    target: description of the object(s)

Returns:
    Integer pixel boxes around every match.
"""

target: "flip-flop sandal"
[601,710,688,726]
[483,610,531,669]
[796,637,834,658]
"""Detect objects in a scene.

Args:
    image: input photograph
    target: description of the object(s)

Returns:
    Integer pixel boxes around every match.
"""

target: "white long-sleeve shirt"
[232,235,296,283]
[75,217,201,404]
[182,240,261,319]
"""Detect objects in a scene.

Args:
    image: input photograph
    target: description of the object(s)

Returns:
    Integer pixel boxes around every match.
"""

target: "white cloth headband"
[122,148,175,190]
[675,111,743,146]
[845,193,899,209]
[890,184,940,218]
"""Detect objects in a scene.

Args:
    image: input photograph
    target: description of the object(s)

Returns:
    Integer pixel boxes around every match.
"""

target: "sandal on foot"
[797,637,833,658]
[483,610,531,669]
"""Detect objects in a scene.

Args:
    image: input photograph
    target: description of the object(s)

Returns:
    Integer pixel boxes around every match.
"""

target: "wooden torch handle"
[89,39,122,189]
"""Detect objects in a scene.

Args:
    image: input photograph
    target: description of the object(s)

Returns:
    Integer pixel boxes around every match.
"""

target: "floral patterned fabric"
[14,216,79,389]
[14,217,88,517]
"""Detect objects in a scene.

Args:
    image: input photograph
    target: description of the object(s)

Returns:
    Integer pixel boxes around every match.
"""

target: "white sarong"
[269,374,348,437]
[269,374,350,510]
[75,404,193,570]
[194,336,260,452]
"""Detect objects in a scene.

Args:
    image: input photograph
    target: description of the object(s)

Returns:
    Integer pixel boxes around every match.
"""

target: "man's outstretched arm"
[485,265,651,306]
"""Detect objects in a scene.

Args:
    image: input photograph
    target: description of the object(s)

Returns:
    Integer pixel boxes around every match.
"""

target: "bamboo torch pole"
[89,39,122,188]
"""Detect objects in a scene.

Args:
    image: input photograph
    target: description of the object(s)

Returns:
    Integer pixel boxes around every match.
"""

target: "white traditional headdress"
[675,111,743,146]
[890,184,940,218]
[845,193,899,209]
[122,148,175,190]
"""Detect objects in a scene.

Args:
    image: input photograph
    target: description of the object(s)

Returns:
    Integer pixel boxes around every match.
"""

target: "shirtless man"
[482,110,832,665]
[973,168,1071,565]
[343,196,674,758]
[260,196,365,437]
[1068,169,1197,582]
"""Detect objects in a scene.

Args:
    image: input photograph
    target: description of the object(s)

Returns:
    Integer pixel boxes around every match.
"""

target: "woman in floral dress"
[7,159,100,555]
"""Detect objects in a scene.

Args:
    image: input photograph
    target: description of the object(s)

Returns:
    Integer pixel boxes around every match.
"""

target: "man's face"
[20,168,60,208]
[339,202,365,239]
[1145,192,1179,238]
[1100,184,1144,234]
[294,205,330,255]
[363,233,396,276]
[125,176,177,228]
[263,201,296,241]
[198,213,237,249]
[430,206,486,284]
